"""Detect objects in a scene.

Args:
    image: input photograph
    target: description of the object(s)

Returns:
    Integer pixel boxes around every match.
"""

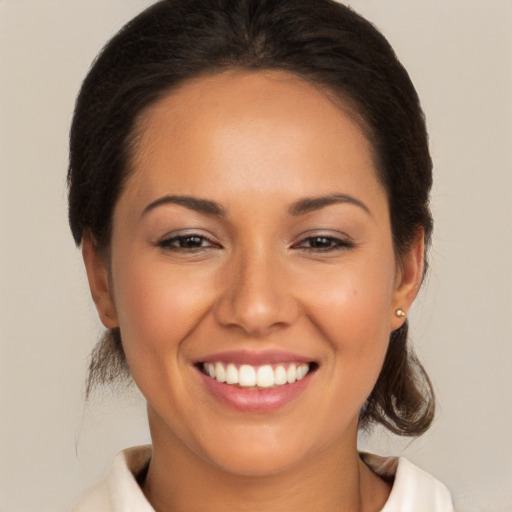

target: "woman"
[69,0,454,510]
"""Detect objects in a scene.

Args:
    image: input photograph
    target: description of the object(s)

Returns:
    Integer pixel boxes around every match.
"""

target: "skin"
[83,69,424,512]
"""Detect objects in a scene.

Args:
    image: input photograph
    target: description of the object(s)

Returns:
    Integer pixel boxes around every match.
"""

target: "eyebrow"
[141,195,226,217]
[141,192,370,218]
[288,193,371,216]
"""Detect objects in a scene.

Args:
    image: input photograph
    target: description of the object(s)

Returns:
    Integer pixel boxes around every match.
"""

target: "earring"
[395,308,406,318]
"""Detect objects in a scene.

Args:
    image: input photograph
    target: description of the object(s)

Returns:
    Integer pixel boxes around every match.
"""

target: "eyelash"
[157,234,220,251]
[292,235,353,252]
[157,233,353,253]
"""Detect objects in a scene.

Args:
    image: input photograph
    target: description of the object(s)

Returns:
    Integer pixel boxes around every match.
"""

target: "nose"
[213,248,300,337]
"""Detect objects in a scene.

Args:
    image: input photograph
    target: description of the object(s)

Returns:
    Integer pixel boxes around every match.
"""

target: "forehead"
[124,69,385,211]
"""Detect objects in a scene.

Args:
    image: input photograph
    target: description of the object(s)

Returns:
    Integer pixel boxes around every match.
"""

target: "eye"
[157,233,221,251]
[293,235,353,252]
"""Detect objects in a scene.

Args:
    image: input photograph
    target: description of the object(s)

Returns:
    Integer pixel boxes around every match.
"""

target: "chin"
[203,443,309,477]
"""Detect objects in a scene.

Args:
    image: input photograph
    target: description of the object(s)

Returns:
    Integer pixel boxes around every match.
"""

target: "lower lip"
[197,368,312,412]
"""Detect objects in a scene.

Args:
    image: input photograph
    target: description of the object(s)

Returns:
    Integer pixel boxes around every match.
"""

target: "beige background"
[1,1,511,511]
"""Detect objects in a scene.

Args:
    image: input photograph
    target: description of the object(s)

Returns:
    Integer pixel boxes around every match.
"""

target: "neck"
[141,408,390,512]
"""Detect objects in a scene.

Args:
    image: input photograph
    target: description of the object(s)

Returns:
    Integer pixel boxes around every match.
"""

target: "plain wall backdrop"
[1,1,511,511]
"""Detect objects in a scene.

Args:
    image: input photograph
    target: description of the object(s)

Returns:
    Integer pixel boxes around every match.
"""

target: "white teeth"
[239,364,256,386]
[215,362,226,383]
[296,364,309,380]
[274,365,288,385]
[286,364,296,384]
[256,365,275,388]
[202,362,311,388]
[226,363,239,384]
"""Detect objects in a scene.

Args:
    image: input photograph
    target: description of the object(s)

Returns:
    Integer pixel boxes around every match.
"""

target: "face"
[84,70,422,476]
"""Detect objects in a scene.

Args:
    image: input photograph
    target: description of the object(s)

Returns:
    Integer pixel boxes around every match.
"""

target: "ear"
[81,234,118,329]
[390,229,425,331]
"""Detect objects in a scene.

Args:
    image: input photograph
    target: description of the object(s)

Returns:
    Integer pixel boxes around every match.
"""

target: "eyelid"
[290,230,354,251]
[156,229,223,251]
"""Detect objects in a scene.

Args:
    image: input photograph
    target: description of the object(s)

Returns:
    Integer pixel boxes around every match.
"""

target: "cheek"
[300,255,396,389]
[304,259,396,340]
[315,284,391,375]
[110,254,216,364]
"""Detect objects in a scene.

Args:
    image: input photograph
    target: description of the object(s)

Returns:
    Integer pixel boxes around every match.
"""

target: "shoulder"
[71,446,154,512]
[72,478,112,512]
[361,453,454,512]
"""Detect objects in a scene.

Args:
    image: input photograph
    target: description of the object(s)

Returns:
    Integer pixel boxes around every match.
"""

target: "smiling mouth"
[199,362,317,389]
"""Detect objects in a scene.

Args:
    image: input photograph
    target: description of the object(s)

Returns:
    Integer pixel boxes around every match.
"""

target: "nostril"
[213,263,301,336]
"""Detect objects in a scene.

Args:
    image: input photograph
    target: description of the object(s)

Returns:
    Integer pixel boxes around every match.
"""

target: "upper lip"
[197,350,314,366]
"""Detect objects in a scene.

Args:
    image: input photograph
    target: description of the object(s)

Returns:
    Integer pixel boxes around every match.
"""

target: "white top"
[72,445,454,512]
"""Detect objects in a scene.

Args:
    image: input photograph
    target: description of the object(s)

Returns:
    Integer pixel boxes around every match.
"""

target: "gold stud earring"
[395,309,406,318]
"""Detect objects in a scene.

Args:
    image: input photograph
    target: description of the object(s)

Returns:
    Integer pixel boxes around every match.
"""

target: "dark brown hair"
[68,0,434,435]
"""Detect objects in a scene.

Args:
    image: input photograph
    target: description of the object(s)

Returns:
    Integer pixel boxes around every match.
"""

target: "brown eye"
[306,237,335,249]
[158,234,220,251]
[295,236,353,252]
[175,235,207,248]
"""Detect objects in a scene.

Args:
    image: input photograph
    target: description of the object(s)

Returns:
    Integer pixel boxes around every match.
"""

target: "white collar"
[73,445,454,512]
